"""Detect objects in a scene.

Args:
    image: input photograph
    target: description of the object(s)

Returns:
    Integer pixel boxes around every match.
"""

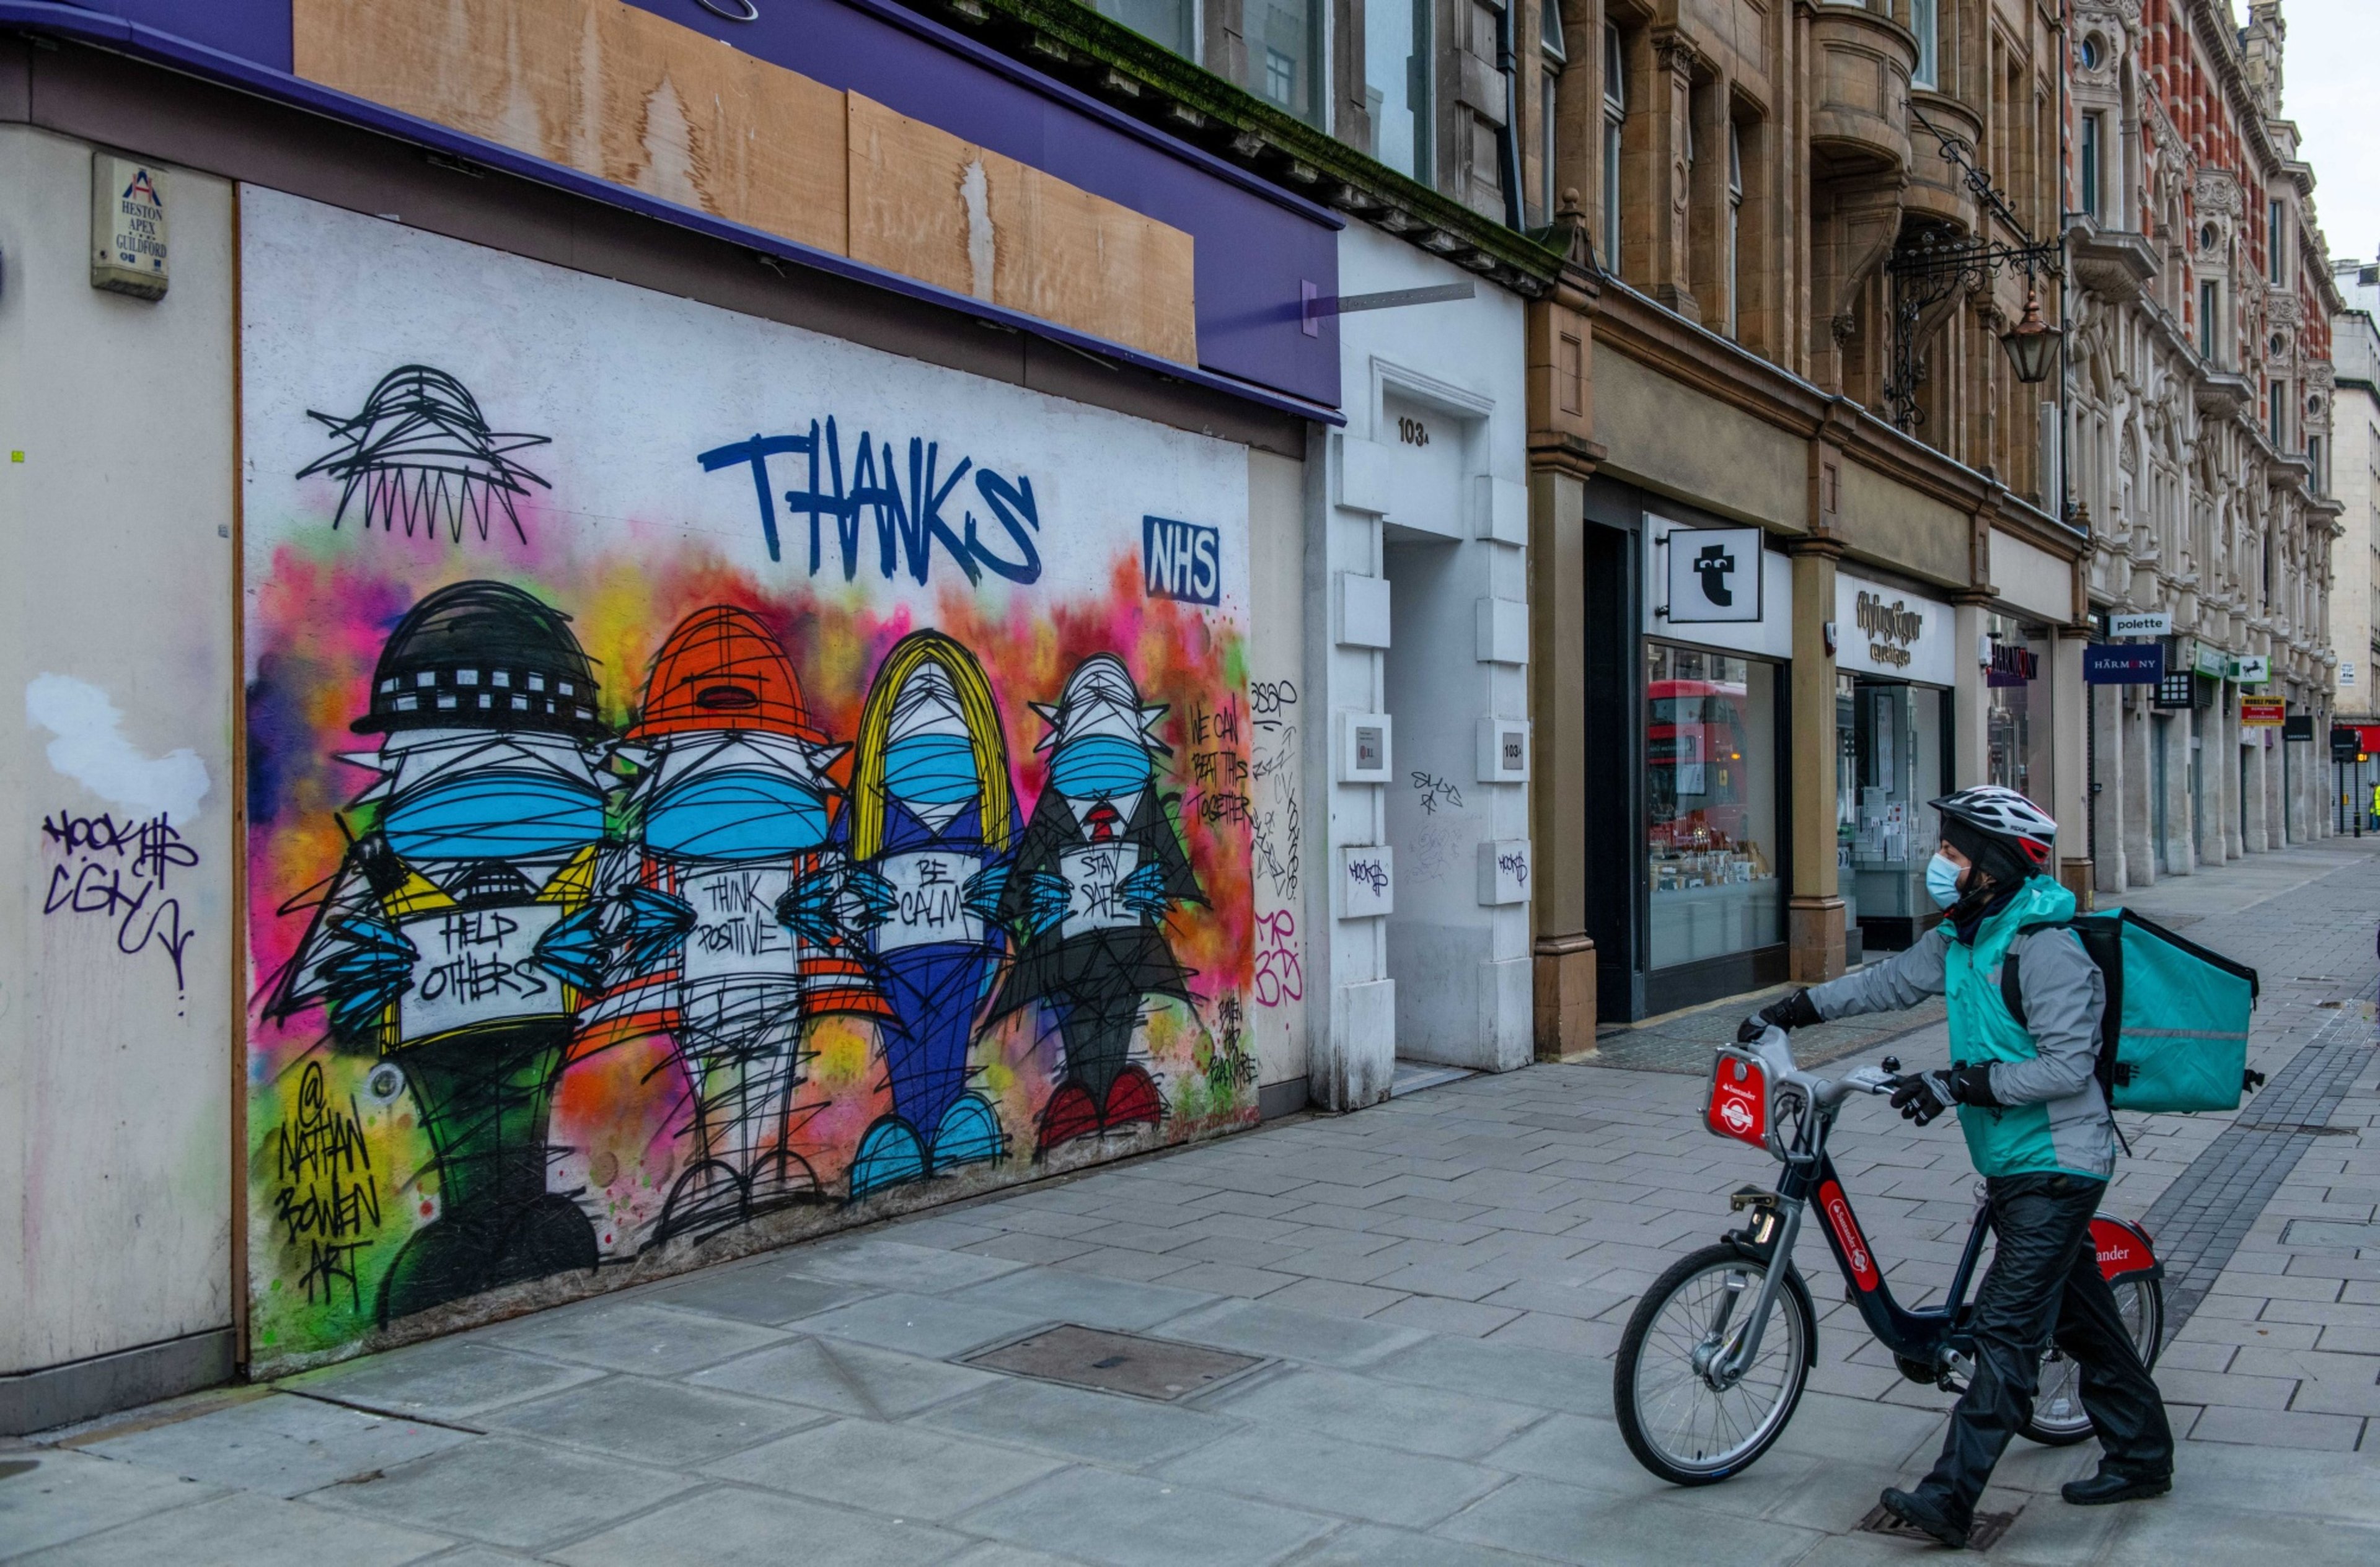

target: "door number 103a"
[1395,416,1430,447]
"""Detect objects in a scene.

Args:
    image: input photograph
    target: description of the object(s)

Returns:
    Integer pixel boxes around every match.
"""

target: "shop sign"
[1986,638,2038,687]
[2241,698,2286,727]
[1662,525,1765,624]
[2229,654,2270,685]
[2283,714,2314,742]
[2083,644,2164,684]
[2193,643,2226,678]
[1834,573,1949,684]
[2334,726,2366,761]
[2107,610,2171,638]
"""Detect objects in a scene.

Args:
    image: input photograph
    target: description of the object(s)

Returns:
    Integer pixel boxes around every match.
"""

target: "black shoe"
[2061,1467,2172,1506]
[1880,1487,1969,1550]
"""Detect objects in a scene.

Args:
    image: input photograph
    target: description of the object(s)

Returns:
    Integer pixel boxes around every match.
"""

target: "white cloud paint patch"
[25,673,211,824]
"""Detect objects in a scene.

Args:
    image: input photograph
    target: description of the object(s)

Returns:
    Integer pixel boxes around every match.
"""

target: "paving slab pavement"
[6,837,2377,1564]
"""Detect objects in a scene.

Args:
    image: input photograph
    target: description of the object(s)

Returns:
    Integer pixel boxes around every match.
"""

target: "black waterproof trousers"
[1913,1172,2174,1525]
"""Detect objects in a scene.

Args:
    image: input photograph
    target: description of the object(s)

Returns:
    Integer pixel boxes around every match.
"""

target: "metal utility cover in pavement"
[1859,1504,2020,1551]
[964,1325,1266,1402]
[2281,1219,2380,1252]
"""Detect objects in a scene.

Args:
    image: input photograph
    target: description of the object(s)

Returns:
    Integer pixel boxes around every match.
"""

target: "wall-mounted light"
[1999,282,2059,385]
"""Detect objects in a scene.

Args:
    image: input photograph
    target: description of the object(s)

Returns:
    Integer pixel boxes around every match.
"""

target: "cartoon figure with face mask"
[837,631,1018,1195]
[266,580,611,1322]
[576,605,850,1242]
[990,653,1204,1156]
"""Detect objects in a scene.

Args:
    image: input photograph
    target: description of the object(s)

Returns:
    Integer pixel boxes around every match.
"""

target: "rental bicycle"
[1611,1026,2164,1485]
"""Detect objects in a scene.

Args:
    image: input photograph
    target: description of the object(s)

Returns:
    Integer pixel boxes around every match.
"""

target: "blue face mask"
[384,770,605,862]
[645,770,828,861]
[1047,734,1153,799]
[883,733,981,808]
[1925,852,1965,911]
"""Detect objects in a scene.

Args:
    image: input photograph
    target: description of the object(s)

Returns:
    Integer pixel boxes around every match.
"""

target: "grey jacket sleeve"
[1986,926,2105,1106]
[1805,929,1949,1020]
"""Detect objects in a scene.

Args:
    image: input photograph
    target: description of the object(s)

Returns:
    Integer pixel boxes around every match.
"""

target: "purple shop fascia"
[32,0,1344,415]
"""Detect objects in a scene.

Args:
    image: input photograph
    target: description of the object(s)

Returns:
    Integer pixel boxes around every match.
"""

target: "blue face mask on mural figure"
[883,732,982,808]
[1926,851,1966,911]
[1047,734,1155,799]
[644,770,830,861]
[381,771,606,863]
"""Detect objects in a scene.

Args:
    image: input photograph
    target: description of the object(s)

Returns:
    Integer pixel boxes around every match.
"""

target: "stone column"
[2051,628,2093,907]
[2120,690,2153,887]
[2163,711,2196,876]
[2241,719,2268,853]
[1952,596,1992,787]
[1647,32,1702,323]
[2198,695,2230,866]
[1528,468,1597,1060]
[1787,538,1844,983]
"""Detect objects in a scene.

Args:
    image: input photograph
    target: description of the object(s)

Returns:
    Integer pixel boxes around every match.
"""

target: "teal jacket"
[1806,876,2113,1180]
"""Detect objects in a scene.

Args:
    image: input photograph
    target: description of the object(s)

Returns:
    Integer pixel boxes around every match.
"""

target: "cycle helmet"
[1929,785,2056,883]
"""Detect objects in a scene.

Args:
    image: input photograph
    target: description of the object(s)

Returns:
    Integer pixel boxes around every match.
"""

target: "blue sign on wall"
[1143,515,1221,605]
[2083,643,2165,685]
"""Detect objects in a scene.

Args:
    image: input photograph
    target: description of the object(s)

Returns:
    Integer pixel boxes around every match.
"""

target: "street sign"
[2229,654,2270,685]
[2083,644,2164,684]
[2107,611,2172,638]
[2283,714,2314,742]
[2241,698,2285,727]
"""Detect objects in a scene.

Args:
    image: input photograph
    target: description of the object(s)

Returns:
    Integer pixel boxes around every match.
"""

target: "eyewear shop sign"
[1833,573,1954,687]
[238,190,1258,1366]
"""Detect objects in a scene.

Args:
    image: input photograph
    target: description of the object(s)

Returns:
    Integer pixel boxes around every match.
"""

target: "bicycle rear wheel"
[1613,1244,1815,1485]
[2022,1271,2164,1446]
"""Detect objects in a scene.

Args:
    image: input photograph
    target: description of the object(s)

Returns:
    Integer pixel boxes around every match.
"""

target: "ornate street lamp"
[1999,281,2060,385]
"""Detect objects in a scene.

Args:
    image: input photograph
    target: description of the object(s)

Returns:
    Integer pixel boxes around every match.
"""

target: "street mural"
[240,189,1254,1367]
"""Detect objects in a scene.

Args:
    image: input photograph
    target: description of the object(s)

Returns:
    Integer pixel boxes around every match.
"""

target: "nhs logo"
[1142,515,1221,605]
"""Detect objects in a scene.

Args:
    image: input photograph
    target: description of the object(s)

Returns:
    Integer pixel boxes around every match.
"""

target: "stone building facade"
[2065,0,2343,889]
[1525,1,2096,1035]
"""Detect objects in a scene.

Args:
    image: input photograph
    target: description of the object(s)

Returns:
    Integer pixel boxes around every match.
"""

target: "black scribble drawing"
[299,366,553,542]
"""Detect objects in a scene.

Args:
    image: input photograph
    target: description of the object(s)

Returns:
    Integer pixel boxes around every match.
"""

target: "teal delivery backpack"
[2001,908,2261,1114]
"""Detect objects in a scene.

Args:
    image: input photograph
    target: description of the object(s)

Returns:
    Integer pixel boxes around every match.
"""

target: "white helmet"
[1929,785,2056,870]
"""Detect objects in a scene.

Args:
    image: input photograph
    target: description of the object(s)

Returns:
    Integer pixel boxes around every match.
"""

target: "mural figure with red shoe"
[990,654,1204,1155]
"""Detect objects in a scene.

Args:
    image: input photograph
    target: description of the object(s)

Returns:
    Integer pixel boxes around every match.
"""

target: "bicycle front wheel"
[1613,1244,1815,1485]
[2022,1270,2165,1446]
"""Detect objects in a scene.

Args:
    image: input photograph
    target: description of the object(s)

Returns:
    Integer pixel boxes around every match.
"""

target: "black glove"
[1890,1070,1954,1126]
[1890,1063,1999,1126]
[1735,988,1822,1043]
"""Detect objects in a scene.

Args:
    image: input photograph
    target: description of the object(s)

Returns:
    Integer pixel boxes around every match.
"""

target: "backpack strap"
[1996,917,2073,1029]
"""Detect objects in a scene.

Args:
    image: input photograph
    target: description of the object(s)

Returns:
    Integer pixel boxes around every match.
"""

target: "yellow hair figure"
[849,630,1015,860]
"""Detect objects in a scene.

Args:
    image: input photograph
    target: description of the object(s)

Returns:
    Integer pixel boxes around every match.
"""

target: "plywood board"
[294,0,846,255]
[296,0,1191,362]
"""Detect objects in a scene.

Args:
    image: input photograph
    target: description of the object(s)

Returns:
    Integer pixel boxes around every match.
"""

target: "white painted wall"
[1308,224,1530,1093]
[0,127,237,1374]
[1246,449,1309,1091]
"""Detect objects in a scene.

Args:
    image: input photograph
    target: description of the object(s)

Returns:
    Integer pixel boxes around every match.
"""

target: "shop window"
[1838,675,1949,946]
[1985,620,2051,800]
[1365,0,1432,180]
[1089,0,1196,58]
[1647,644,1781,968]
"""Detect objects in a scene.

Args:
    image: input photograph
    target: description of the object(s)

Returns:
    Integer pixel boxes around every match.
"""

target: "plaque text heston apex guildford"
[1853,591,1924,669]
